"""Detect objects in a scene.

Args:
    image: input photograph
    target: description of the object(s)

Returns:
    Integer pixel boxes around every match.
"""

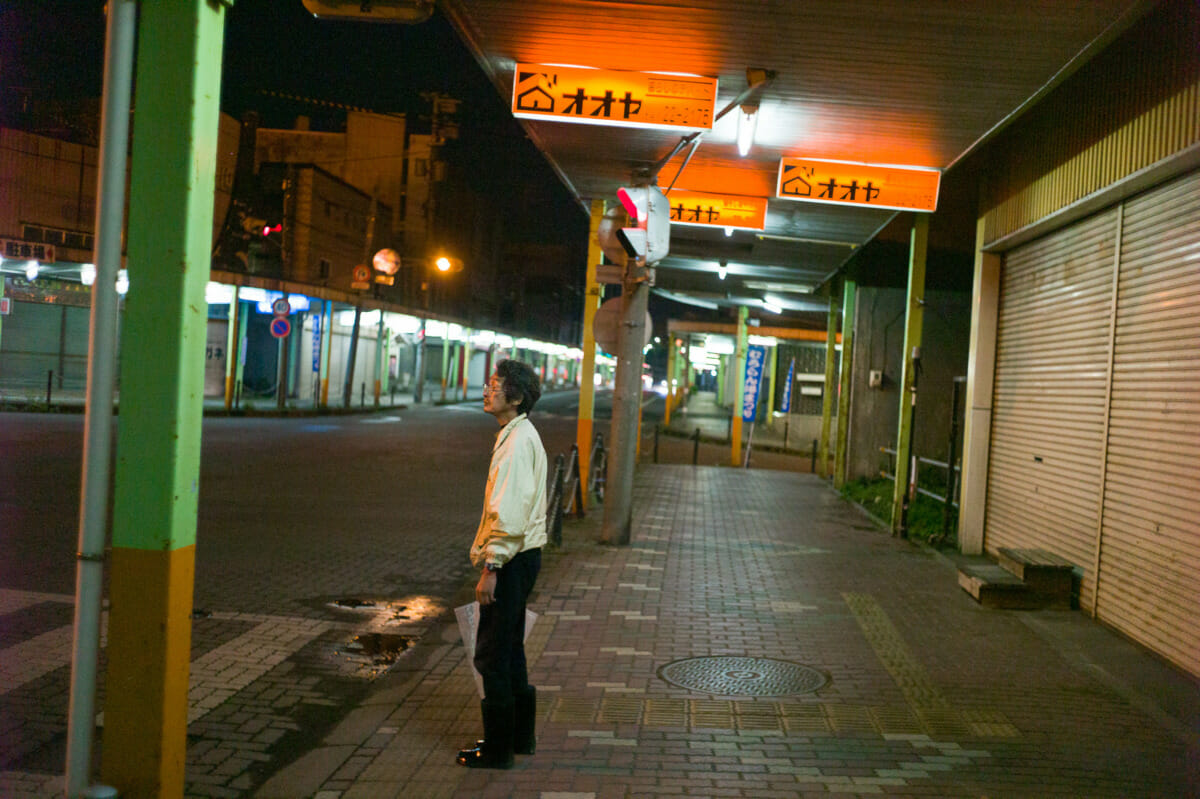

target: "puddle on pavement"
[337,632,413,678]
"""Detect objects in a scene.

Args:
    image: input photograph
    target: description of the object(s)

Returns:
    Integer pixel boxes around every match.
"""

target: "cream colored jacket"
[470,414,548,569]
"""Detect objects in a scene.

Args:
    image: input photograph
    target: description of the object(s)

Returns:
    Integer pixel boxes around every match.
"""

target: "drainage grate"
[658,656,827,697]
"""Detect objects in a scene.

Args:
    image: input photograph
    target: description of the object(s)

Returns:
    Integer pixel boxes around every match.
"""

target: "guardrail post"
[47,370,54,405]
[692,428,700,465]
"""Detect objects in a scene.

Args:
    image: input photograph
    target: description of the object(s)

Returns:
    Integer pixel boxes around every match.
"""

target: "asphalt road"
[0,393,638,783]
[0,394,621,613]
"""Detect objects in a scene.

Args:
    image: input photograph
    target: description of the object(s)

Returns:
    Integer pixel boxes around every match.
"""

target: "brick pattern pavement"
[3,466,1197,798]
[282,466,1197,798]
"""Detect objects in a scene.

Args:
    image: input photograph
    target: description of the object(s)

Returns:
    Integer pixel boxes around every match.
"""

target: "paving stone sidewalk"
[258,466,1200,799]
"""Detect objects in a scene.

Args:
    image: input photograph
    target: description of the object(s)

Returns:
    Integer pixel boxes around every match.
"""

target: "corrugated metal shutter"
[986,208,1117,608]
[0,301,89,390]
[1096,169,1200,677]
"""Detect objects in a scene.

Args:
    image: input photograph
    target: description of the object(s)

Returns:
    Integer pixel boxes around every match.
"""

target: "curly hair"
[495,359,542,416]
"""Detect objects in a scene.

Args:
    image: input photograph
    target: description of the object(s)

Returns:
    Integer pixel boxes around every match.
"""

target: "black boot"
[456,699,514,769]
[513,686,536,755]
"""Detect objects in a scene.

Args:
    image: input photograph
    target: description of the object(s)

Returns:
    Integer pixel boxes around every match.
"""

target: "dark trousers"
[474,547,541,703]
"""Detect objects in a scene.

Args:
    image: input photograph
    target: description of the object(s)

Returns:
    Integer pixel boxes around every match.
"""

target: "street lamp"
[411,252,463,403]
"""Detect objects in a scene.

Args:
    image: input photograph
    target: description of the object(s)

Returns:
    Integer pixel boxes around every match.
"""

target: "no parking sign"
[269,316,291,339]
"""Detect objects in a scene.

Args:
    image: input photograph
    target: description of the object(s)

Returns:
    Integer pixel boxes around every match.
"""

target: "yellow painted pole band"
[576,198,605,502]
[731,306,748,465]
[103,545,196,797]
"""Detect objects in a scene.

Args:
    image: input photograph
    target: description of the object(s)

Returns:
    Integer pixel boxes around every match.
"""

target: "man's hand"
[476,569,498,606]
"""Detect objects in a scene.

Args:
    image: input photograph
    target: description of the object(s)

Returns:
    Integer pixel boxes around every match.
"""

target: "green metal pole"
[716,354,726,406]
[818,292,841,477]
[834,279,857,490]
[235,300,249,409]
[766,341,778,420]
[102,2,226,796]
[891,215,930,535]
[223,286,240,411]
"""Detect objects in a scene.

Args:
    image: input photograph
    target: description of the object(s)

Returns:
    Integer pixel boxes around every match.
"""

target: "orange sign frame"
[777,158,940,213]
[666,190,768,231]
[512,64,716,131]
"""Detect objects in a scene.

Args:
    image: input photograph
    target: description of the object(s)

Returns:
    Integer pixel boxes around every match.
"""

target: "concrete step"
[957,563,1049,609]
[997,548,1075,609]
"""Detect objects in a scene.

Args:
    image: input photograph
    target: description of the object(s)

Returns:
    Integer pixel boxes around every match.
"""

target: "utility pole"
[344,193,377,407]
[601,257,650,545]
[598,181,668,545]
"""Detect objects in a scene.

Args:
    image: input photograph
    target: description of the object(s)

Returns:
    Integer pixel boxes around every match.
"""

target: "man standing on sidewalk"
[457,359,548,770]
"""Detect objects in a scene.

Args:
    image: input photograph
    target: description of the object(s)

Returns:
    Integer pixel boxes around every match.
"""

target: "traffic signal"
[601,185,670,265]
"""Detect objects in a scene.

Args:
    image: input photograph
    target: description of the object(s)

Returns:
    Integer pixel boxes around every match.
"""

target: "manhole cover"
[658,656,827,696]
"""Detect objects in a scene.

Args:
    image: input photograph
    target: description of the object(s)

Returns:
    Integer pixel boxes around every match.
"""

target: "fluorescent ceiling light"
[744,281,813,294]
[737,104,758,157]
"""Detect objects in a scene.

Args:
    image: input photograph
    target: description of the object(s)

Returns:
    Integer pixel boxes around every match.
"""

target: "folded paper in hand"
[454,602,538,699]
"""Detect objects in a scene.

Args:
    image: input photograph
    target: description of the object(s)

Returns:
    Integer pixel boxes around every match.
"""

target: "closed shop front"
[985,170,1200,676]
[1095,171,1200,675]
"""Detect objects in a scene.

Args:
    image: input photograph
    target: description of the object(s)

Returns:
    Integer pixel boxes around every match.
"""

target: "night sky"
[3,1,517,136]
[2,1,688,345]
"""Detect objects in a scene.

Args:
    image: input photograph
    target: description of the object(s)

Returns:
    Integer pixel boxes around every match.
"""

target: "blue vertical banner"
[780,357,795,413]
[311,308,322,373]
[741,344,767,422]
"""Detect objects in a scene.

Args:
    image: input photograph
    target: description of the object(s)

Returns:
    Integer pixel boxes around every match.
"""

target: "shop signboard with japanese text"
[667,191,768,231]
[513,64,717,131]
[777,158,940,213]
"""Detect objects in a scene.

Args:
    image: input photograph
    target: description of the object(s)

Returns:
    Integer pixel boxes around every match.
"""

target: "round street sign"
[269,316,291,339]
[593,297,651,355]
[353,264,371,283]
[271,297,291,316]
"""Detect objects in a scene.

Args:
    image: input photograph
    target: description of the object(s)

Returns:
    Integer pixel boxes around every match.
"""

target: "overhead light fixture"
[756,233,858,249]
[762,298,783,314]
[745,280,813,294]
[116,269,129,295]
[724,226,734,237]
[717,260,728,281]
[301,0,434,23]
[24,261,39,281]
[737,103,758,157]
[80,263,96,286]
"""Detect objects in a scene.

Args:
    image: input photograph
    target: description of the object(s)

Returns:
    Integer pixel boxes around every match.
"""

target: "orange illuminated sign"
[513,64,716,131]
[666,191,768,231]
[777,158,940,213]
